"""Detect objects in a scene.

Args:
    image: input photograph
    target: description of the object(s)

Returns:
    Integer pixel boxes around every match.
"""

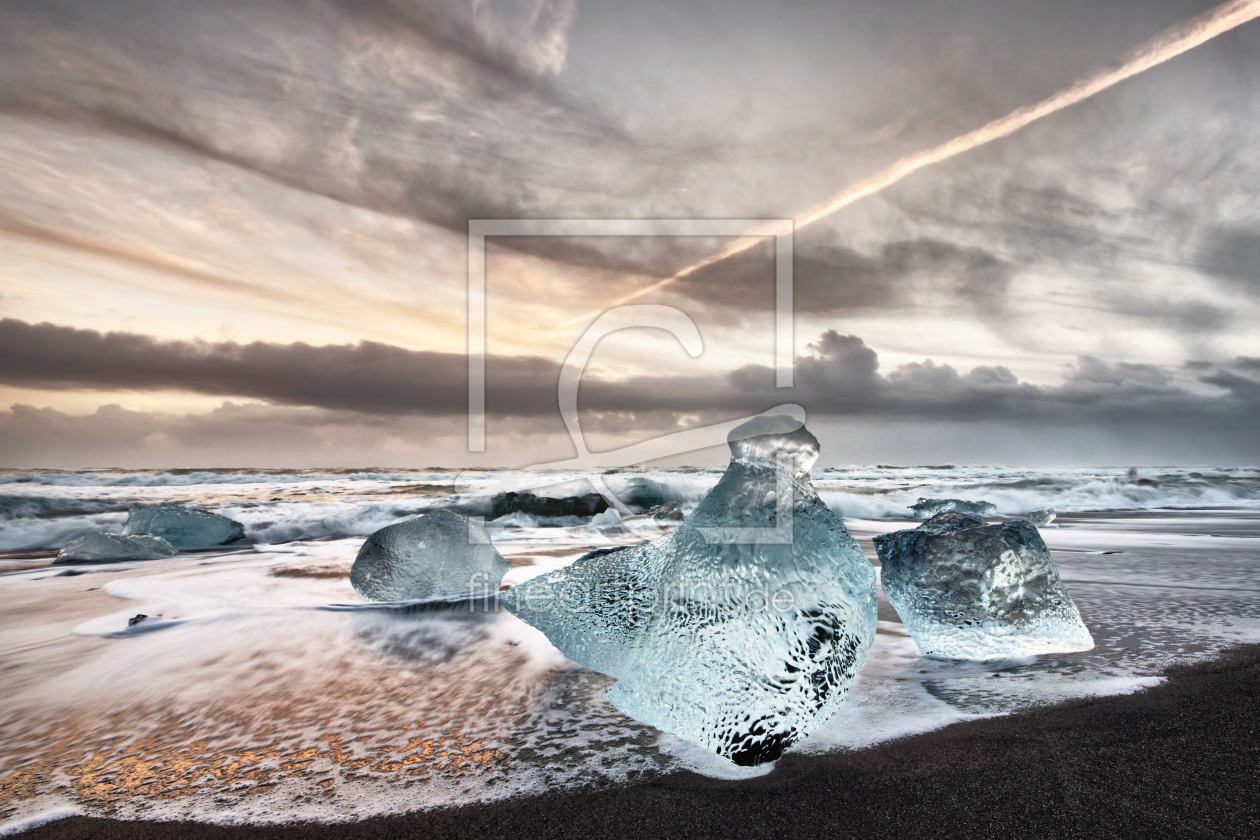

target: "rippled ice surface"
[2,467,1260,828]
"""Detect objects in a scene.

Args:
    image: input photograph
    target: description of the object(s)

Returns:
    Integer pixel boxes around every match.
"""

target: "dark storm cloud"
[1197,227,1260,292]
[1198,368,1260,400]
[587,329,1259,432]
[5,320,1257,435]
[0,319,561,417]
[717,329,1260,432]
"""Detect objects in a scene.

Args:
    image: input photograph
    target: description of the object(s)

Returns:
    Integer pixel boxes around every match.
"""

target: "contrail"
[560,0,1260,328]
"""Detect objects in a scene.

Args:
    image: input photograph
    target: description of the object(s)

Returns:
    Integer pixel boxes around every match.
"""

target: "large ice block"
[123,503,245,549]
[351,510,510,602]
[500,416,877,766]
[874,512,1093,659]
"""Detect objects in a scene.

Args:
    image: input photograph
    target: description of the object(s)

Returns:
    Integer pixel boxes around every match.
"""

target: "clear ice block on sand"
[351,509,510,602]
[56,533,177,563]
[874,512,1093,659]
[500,416,877,766]
[909,498,998,519]
[124,503,245,549]
[1022,508,1056,527]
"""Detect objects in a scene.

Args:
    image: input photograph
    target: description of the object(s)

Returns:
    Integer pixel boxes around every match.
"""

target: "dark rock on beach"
[641,502,684,521]
[608,476,684,513]
[490,491,609,519]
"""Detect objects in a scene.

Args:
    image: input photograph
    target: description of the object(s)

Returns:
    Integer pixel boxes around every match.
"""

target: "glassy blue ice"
[500,416,877,766]
[56,532,177,563]
[124,503,245,549]
[875,512,1093,659]
[909,498,997,519]
[351,509,510,602]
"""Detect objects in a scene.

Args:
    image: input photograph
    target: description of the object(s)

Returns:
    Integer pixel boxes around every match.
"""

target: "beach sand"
[3,469,1260,837]
[11,643,1260,839]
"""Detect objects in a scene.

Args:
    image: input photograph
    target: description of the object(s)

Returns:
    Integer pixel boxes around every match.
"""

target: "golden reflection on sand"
[0,525,666,822]
[0,686,526,818]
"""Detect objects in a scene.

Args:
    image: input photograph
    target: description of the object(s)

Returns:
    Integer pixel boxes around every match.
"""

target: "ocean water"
[2,466,1260,829]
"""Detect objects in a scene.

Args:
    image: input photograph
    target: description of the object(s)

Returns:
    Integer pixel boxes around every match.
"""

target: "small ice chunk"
[1022,508,1056,527]
[56,533,177,563]
[123,503,245,549]
[351,510,510,602]
[875,512,1093,659]
[501,416,876,766]
[909,498,997,519]
[589,507,624,528]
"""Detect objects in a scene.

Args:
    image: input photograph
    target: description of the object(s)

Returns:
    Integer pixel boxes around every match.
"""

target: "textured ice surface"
[1022,508,1056,527]
[351,510,511,602]
[55,533,177,563]
[501,416,877,766]
[875,512,1093,659]
[909,498,997,518]
[124,503,245,549]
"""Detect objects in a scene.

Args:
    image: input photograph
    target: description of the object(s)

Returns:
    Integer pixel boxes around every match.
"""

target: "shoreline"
[14,644,1260,840]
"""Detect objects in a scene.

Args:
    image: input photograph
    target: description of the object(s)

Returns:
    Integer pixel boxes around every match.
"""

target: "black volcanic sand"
[19,646,1260,840]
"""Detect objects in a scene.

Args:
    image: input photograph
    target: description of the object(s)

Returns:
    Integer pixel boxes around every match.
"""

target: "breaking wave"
[816,466,1260,519]
[2,466,1258,551]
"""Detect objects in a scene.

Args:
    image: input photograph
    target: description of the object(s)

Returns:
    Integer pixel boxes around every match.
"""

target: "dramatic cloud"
[5,320,1258,437]
[6,0,1258,286]
[0,319,559,416]
[2,0,1260,467]
[0,0,697,276]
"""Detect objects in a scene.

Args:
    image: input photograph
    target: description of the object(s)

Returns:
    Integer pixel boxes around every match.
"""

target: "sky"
[0,0,1258,468]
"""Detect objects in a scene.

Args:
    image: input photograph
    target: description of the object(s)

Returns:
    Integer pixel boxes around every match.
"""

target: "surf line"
[557,0,1260,328]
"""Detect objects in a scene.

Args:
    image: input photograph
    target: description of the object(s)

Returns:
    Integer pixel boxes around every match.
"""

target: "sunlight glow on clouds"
[1,0,1258,464]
